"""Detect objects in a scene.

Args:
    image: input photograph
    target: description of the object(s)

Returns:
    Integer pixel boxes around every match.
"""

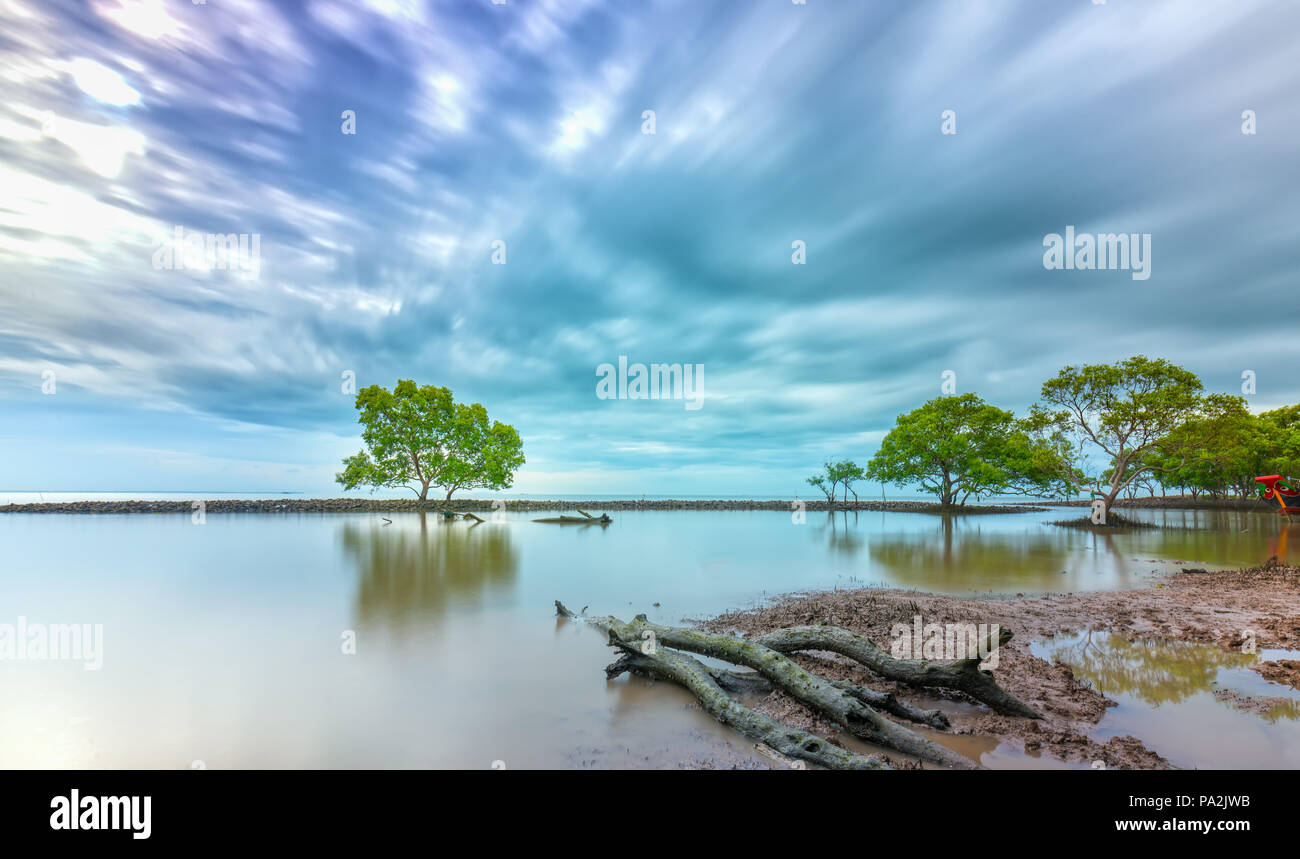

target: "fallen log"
[602,648,888,770]
[557,602,975,769]
[708,666,949,730]
[753,625,1040,718]
[534,515,611,525]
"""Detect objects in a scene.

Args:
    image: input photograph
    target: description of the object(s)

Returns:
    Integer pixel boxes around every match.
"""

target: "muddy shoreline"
[0,497,1048,515]
[696,561,1300,769]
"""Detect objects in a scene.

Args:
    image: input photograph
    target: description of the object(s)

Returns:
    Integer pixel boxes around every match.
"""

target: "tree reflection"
[1045,631,1257,706]
[341,513,519,630]
[816,510,864,557]
[867,516,1077,586]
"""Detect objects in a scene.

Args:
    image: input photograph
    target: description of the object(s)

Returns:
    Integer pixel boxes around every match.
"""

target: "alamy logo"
[1042,226,1150,281]
[50,790,151,840]
[0,617,103,670]
[890,616,1001,668]
[152,225,261,280]
[596,357,704,410]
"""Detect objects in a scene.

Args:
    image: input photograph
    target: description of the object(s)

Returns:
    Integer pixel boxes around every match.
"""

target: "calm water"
[0,506,1294,768]
[1033,631,1300,769]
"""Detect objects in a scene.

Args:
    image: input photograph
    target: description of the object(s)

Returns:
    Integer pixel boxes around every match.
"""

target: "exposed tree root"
[557,601,989,769]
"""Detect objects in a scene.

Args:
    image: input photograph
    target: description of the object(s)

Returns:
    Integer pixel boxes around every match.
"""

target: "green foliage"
[1025,355,1204,506]
[336,380,525,501]
[865,394,1074,506]
[807,459,865,504]
[1259,405,1300,477]
[1145,394,1267,497]
[806,473,832,502]
[858,356,1299,508]
[1148,400,1300,498]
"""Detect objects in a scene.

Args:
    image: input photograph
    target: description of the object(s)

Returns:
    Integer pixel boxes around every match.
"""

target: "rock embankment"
[0,498,1048,515]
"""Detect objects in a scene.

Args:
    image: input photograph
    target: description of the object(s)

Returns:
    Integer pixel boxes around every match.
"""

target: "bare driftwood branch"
[752,625,1040,719]
[708,667,950,730]
[557,601,975,769]
[534,514,611,525]
[603,649,888,770]
[557,603,885,769]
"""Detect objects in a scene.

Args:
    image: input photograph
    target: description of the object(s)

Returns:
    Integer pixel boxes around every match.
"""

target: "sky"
[0,0,1298,498]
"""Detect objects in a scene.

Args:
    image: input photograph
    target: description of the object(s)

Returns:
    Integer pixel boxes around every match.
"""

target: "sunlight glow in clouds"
[96,0,185,41]
[42,113,146,178]
[68,58,141,106]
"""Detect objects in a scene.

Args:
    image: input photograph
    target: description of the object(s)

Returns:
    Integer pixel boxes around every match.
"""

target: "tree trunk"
[754,625,1040,718]
[709,662,949,729]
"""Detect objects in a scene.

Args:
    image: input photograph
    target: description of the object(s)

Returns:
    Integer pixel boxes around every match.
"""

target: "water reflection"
[1039,631,1257,706]
[1122,510,1299,568]
[1239,697,1300,722]
[866,516,1103,589]
[817,511,865,557]
[1031,630,1300,769]
[859,510,1300,592]
[340,513,518,629]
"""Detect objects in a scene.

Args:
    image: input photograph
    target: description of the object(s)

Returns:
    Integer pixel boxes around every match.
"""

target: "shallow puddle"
[1031,631,1300,768]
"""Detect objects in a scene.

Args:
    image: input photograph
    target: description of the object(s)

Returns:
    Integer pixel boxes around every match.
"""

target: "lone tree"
[1023,355,1204,512]
[867,393,1074,506]
[336,380,525,501]
[806,459,865,506]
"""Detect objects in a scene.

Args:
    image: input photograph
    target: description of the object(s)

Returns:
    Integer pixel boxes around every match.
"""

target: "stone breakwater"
[0,498,1048,515]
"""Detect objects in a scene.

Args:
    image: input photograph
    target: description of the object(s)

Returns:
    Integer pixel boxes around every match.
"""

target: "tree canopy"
[1145,398,1300,499]
[1023,355,1204,509]
[866,394,1074,506]
[336,380,525,501]
[821,356,1298,515]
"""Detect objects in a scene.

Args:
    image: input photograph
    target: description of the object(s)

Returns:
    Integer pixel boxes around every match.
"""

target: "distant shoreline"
[1,498,1052,515]
[0,495,1277,515]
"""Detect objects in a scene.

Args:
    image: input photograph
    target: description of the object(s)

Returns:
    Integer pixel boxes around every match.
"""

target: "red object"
[1256,475,1300,513]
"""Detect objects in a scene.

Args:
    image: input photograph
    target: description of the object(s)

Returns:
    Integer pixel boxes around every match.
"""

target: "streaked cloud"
[1,0,1297,495]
